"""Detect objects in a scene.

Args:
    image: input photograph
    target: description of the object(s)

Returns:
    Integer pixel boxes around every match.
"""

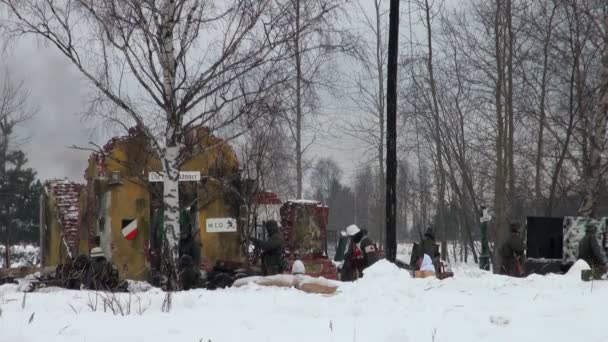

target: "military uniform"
[418,228,439,273]
[342,225,380,280]
[341,239,361,281]
[421,228,437,257]
[578,224,608,271]
[251,220,285,276]
[500,225,525,276]
[179,254,201,290]
[358,235,380,268]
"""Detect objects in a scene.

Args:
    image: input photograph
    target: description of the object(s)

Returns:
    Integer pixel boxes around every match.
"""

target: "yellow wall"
[83,127,243,278]
[182,131,243,265]
[106,179,150,280]
[197,183,242,264]
[42,193,72,267]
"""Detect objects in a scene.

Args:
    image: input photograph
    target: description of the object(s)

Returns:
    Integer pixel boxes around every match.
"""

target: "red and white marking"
[122,220,138,240]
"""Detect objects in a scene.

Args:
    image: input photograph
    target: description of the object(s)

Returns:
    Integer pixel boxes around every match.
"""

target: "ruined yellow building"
[41,127,245,281]
[40,179,84,267]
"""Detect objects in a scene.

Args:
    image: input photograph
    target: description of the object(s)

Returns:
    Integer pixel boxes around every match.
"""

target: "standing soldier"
[500,223,525,276]
[251,220,285,275]
[578,223,608,273]
[178,254,201,290]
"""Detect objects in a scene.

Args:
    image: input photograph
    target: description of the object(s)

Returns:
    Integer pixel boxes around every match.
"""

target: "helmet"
[180,254,193,267]
[291,260,306,275]
[90,247,104,258]
[346,224,361,237]
[424,227,435,240]
[264,220,279,235]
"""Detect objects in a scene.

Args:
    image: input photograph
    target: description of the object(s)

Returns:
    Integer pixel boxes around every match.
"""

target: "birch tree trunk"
[535,4,557,215]
[423,0,447,260]
[160,0,181,287]
[578,12,608,217]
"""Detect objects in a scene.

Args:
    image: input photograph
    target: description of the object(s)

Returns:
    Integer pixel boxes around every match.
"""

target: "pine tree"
[0,149,40,267]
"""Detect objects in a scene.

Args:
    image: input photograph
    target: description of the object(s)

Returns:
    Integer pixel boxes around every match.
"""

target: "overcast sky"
[4,0,431,188]
[6,39,95,181]
[5,38,365,186]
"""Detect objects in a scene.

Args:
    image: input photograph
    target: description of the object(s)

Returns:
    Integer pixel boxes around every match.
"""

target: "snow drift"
[1,262,607,342]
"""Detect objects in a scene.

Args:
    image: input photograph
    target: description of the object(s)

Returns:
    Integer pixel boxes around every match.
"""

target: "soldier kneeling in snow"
[341,225,380,281]
[85,247,122,291]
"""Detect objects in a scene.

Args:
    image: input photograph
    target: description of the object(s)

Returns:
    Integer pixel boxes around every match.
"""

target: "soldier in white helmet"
[341,225,380,281]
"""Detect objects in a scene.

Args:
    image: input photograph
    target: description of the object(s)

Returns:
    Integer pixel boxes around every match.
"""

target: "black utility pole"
[385,0,400,262]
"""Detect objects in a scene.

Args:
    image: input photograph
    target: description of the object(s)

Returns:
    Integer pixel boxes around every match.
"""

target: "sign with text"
[206,218,237,233]
[148,171,201,182]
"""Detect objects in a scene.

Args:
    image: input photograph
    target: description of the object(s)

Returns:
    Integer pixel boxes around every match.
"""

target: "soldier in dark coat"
[578,223,608,271]
[421,228,437,258]
[251,220,285,275]
[179,254,201,290]
[500,223,525,276]
[85,247,110,290]
[340,236,359,281]
[179,207,202,267]
[345,225,380,272]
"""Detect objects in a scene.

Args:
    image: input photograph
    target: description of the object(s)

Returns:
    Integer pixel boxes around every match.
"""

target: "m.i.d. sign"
[206,218,237,233]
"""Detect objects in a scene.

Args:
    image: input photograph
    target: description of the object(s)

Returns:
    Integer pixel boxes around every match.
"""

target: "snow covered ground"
[1,259,605,342]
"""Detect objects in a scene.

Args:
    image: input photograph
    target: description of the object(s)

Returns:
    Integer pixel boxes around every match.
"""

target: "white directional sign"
[206,218,237,233]
[148,171,201,182]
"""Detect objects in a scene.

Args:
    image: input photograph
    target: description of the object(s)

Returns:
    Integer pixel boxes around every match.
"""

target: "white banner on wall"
[148,171,201,182]
[206,218,237,233]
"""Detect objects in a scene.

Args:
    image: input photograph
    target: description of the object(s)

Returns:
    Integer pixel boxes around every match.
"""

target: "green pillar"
[480,220,490,271]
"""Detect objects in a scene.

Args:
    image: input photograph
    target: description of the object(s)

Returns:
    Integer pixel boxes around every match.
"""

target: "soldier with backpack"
[344,225,380,276]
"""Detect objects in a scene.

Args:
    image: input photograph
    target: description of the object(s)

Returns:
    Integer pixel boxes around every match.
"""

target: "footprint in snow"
[489,315,510,326]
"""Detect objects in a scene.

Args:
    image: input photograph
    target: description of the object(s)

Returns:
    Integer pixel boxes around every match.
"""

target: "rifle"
[514,254,524,277]
[245,235,262,268]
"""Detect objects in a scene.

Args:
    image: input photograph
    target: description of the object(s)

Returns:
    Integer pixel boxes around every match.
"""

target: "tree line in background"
[238,0,608,268]
[0,69,42,257]
[0,0,605,273]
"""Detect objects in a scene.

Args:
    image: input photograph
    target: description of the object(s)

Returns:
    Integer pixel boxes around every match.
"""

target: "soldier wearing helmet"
[342,224,379,279]
[578,222,608,271]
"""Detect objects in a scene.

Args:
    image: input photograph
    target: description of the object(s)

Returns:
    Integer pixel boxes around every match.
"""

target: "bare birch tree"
[345,0,388,237]
[0,0,292,288]
[274,0,347,199]
[576,0,608,217]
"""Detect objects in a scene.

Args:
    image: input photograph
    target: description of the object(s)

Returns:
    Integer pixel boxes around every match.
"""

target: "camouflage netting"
[563,216,607,262]
[294,207,322,255]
